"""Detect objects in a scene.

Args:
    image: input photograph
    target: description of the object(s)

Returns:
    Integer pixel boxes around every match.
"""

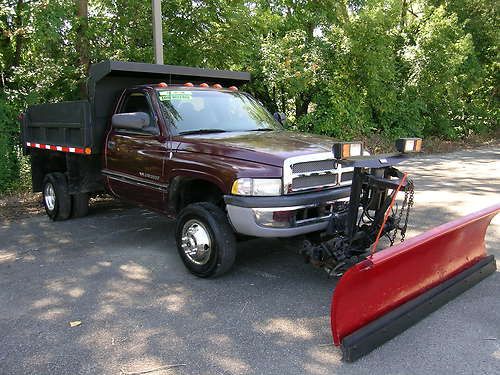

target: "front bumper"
[224,187,351,238]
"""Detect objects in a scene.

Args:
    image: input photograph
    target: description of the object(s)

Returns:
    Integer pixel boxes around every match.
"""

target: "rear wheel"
[42,173,71,221]
[175,202,236,278]
[72,193,89,218]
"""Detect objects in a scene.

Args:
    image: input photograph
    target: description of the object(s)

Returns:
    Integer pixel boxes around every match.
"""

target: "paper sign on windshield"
[159,91,192,101]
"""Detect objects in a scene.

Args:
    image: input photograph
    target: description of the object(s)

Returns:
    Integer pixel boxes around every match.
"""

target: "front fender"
[166,151,282,212]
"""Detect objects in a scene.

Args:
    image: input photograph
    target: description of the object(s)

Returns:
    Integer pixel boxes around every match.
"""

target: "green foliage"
[0,0,498,193]
[0,93,20,191]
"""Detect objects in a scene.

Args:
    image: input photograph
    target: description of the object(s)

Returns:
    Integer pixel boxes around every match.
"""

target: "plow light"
[332,142,363,160]
[396,138,422,153]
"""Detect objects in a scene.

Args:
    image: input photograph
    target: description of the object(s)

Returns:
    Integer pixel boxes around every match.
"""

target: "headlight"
[332,142,364,159]
[395,138,422,153]
[231,178,282,196]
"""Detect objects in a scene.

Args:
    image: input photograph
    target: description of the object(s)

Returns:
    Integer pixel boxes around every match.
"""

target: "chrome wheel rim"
[44,182,56,211]
[181,219,212,265]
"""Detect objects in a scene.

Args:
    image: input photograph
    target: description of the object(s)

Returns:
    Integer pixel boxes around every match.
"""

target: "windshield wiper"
[179,129,228,135]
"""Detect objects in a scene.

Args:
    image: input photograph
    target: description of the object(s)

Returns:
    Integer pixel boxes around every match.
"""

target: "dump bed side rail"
[22,100,92,152]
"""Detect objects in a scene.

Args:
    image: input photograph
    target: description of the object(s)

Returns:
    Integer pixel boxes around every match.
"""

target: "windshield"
[156,89,282,134]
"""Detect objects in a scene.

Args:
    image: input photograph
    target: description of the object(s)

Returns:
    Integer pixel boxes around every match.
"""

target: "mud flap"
[331,204,500,362]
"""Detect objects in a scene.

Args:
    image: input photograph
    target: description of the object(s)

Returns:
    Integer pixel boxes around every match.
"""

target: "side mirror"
[112,112,150,130]
[274,112,286,125]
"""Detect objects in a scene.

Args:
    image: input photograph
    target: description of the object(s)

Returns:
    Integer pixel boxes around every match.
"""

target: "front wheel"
[175,202,236,278]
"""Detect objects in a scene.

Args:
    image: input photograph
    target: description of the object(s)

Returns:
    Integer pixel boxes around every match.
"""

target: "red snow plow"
[300,139,499,361]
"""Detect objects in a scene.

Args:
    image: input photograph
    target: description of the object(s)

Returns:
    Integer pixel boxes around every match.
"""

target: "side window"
[119,93,158,134]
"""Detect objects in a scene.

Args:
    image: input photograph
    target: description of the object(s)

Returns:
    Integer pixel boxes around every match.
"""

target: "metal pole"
[152,0,164,64]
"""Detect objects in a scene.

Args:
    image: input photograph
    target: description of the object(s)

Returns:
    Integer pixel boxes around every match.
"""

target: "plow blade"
[331,204,499,362]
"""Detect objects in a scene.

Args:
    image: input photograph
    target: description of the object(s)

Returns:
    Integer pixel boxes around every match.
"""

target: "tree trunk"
[400,0,408,29]
[76,0,89,98]
[280,85,286,113]
[295,93,311,118]
[13,0,24,68]
[0,0,24,88]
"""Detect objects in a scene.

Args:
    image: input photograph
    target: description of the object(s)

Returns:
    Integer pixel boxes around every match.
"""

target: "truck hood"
[176,130,336,167]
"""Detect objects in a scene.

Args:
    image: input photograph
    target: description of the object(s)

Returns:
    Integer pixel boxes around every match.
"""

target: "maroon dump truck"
[21,60,498,361]
[21,60,356,277]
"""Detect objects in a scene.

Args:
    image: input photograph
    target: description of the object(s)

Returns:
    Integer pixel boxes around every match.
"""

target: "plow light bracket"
[395,138,422,153]
[332,142,364,160]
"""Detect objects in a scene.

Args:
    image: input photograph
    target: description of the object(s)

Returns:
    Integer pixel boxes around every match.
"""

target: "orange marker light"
[228,86,238,91]
[415,139,422,152]
[333,141,363,159]
[212,83,222,89]
[184,82,194,87]
[84,147,92,155]
[158,82,168,88]
[199,83,209,88]
[342,144,351,158]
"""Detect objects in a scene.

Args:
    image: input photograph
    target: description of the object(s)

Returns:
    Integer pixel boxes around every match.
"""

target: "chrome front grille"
[283,152,353,194]
[291,173,338,190]
[340,171,353,182]
[291,160,336,174]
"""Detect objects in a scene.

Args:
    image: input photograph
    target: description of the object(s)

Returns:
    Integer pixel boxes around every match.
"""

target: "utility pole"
[76,0,90,97]
[152,0,164,64]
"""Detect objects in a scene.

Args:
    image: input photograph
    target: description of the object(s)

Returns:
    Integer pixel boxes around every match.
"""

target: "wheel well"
[31,150,67,192]
[174,178,225,213]
[31,150,104,194]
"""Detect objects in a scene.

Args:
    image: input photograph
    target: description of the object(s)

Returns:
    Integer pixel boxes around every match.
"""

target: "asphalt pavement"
[0,147,499,375]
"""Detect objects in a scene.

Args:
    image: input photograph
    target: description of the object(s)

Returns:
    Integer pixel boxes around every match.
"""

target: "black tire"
[175,202,237,278]
[72,193,89,218]
[42,172,72,221]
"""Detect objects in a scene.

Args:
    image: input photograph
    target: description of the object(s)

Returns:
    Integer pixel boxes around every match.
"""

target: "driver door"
[104,90,169,209]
